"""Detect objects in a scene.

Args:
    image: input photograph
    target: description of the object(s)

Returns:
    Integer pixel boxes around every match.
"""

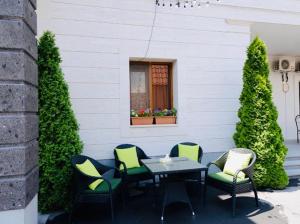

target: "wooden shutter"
[151,64,171,110]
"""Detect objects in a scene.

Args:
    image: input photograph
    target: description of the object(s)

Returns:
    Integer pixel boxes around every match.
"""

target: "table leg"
[161,180,195,221]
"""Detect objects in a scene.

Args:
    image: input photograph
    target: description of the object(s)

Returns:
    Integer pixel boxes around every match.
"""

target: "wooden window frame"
[130,61,173,111]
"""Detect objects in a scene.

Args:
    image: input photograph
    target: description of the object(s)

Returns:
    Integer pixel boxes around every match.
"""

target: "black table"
[141,157,208,221]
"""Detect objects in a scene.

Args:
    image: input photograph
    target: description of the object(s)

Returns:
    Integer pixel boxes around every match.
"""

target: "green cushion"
[76,159,103,190]
[208,172,249,184]
[86,178,122,193]
[116,146,140,170]
[126,166,149,175]
[178,144,199,161]
[223,150,252,179]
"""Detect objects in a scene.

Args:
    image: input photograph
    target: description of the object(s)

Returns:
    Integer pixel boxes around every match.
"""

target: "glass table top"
[141,157,207,175]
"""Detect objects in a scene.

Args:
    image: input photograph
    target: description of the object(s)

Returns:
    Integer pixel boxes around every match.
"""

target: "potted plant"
[154,108,177,124]
[130,109,154,125]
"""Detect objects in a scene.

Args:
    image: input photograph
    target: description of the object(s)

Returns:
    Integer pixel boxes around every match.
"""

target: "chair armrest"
[232,159,256,184]
[75,168,103,181]
[207,152,228,171]
[102,168,115,179]
[241,158,255,179]
[102,166,124,180]
[207,161,222,172]
[115,159,127,171]
[115,159,127,179]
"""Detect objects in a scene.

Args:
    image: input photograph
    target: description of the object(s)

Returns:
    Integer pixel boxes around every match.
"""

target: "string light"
[156,0,221,8]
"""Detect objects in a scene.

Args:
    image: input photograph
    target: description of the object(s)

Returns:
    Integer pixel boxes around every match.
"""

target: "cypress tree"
[234,37,288,189]
[38,31,83,212]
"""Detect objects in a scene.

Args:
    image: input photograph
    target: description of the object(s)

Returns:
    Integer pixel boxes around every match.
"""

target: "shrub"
[38,31,83,212]
[233,37,288,189]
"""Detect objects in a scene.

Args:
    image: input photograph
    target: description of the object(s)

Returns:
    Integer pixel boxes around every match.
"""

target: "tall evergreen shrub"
[38,31,83,212]
[234,37,288,189]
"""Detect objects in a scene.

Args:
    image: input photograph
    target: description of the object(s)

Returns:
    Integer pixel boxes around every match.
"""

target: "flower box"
[155,116,176,125]
[131,117,154,125]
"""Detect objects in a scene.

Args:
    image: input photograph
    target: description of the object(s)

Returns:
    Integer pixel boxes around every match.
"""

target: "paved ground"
[47,183,292,224]
[258,179,300,224]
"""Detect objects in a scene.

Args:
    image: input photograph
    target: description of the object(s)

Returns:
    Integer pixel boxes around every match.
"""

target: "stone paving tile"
[47,186,288,224]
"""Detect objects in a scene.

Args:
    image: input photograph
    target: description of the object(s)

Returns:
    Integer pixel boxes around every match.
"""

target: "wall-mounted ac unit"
[279,57,296,72]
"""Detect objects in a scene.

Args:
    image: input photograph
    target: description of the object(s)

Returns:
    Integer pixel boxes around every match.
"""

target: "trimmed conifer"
[38,31,83,212]
[234,37,288,189]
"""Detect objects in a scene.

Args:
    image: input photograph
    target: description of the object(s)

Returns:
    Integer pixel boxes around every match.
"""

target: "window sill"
[129,124,178,128]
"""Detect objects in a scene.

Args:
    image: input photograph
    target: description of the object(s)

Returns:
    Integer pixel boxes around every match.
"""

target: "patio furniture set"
[70,142,259,223]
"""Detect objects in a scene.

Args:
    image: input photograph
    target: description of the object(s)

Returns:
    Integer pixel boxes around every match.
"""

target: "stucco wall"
[37,0,300,159]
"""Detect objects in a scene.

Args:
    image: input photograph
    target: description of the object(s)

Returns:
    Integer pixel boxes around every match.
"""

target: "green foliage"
[38,31,83,213]
[153,108,177,117]
[234,37,288,189]
[130,108,151,117]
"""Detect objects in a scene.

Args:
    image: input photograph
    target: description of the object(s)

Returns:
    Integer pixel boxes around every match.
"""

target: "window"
[130,62,173,112]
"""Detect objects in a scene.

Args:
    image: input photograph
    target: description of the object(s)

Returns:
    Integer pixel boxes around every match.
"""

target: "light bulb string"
[156,0,221,7]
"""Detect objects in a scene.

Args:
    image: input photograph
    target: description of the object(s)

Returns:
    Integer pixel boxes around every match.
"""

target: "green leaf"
[234,37,288,189]
[38,31,83,213]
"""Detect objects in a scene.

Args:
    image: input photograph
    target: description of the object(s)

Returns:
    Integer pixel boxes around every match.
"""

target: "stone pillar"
[0,0,38,224]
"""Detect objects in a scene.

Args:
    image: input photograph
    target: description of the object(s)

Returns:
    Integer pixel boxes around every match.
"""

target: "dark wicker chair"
[207,148,259,217]
[170,142,203,162]
[114,144,155,193]
[296,115,300,143]
[169,142,204,189]
[70,155,123,223]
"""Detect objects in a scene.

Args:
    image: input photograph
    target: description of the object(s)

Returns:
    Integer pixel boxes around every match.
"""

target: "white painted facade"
[37,0,300,159]
[269,62,300,140]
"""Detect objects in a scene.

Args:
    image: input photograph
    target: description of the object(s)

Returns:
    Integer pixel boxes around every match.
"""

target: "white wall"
[269,57,300,140]
[251,23,300,141]
[0,196,37,224]
[37,0,300,159]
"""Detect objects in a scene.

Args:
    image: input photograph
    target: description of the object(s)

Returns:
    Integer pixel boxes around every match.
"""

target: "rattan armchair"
[169,142,203,181]
[207,148,259,217]
[114,144,155,193]
[70,155,123,223]
[169,142,203,162]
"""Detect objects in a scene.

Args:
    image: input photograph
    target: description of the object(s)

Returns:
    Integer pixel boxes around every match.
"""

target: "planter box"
[155,116,176,124]
[131,117,154,125]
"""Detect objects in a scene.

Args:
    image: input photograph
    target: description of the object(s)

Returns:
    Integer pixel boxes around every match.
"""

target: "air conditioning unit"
[279,57,296,72]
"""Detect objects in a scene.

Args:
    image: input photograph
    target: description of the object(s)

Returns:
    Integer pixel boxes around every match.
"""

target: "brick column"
[0,0,38,223]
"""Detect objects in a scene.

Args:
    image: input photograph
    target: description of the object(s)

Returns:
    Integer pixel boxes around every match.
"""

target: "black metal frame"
[160,177,195,221]
[113,144,155,193]
[296,115,300,143]
[141,158,208,221]
[70,155,123,223]
[207,148,259,217]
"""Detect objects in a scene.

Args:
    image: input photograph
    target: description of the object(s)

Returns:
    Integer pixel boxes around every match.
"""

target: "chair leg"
[187,198,195,216]
[69,199,77,224]
[110,195,114,223]
[252,183,259,207]
[232,191,236,217]
[69,209,73,224]
[123,182,129,200]
[121,185,126,208]
[161,192,167,221]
